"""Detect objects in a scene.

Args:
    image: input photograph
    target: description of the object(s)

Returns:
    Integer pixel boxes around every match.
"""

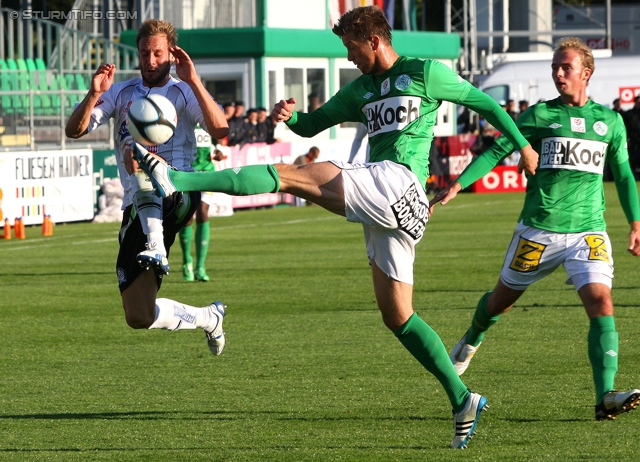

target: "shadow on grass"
[0,271,112,278]
[0,410,453,423]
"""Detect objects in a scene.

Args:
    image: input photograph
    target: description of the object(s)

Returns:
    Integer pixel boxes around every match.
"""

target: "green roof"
[121,27,460,60]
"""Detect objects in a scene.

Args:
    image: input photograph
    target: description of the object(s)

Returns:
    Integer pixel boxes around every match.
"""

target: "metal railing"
[0,70,140,151]
[0,8,139,72]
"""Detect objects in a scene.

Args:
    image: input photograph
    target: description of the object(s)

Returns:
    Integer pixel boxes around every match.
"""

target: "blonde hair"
[332,6,392,45]
[554,37,595,76]
[136,19,178,49]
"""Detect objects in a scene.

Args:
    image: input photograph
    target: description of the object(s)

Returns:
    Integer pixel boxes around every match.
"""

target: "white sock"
[132,172,166,255]
[149,298,215,331]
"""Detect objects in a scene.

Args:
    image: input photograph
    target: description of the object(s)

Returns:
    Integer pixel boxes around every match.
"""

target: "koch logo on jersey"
[540,136,607,174]
[363,96,421,137]
[391,183,428,241]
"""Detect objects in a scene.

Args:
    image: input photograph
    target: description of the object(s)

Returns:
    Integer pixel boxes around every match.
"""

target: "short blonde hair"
[554,37,595,76]
[136,19,178,49]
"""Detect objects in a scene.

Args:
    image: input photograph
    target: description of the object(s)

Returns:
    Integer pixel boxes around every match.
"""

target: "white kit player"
[65,19,230,354]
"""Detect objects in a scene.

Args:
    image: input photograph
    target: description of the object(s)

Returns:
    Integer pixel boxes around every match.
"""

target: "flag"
[384,0,395,27]
[329,0,341,25]
[402,0,417,31]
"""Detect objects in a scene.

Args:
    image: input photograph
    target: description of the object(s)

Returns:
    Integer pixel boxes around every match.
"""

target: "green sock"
[394,313,470,411]
[466,292,500,346]
[169,164,280,195]
[195,221,210,271]
[179,225,193,266]
[588,316,618,403]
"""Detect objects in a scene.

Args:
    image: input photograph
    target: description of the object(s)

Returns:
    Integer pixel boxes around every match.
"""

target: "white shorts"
[200,191,215,206]
[500,222,614,291]
[331,160,429,285]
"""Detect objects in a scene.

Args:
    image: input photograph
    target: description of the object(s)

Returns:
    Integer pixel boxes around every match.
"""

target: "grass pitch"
[1,183,639,461]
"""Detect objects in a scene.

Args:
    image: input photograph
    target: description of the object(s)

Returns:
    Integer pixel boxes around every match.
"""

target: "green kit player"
[179,125,217,282]
[433,37,640,420]
[134,6,540,448]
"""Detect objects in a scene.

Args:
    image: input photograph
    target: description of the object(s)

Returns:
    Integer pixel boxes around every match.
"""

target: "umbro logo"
[233,167,241,174]
[549,123,562,129]
[363,92,373,99]
[605,350,617,357]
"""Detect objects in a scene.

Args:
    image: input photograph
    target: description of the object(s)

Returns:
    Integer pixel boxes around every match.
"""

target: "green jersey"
[458,97,640,233]
[192,125,215,172]
[285,57,529,185]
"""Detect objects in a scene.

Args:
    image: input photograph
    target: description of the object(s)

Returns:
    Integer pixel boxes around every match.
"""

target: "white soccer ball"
[127,94,178,146]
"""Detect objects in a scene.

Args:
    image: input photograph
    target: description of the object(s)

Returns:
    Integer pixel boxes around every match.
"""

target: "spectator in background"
[624,95,640,179]
[293,146,320,166]
[256,107,277,144]
[506,99,518,121]
[241,108,259,145]
[223,102,235,120]
[611,99,621,113]
[518,100,529,115]
[217,102,235,146]
[456,106,476,134]
[227,100,246,146]
[307,93,322,113]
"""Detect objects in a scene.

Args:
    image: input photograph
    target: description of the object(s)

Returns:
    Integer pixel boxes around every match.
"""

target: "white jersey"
[86,76,208,207]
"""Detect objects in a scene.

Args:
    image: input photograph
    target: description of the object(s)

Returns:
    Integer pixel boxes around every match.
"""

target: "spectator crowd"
[217,100,277,147]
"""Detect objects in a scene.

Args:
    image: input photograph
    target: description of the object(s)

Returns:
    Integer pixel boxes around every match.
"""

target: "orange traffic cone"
[3,218,10,240]
[15,217,25,239]
[42,215,54,236]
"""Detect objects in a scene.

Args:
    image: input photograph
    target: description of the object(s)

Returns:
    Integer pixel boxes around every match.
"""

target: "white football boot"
[595,389,640,420]
[132,143,177,198]
[452,392,489,449]
[204,301,226,356]
[450,332,481,376]
[137,236,170,275]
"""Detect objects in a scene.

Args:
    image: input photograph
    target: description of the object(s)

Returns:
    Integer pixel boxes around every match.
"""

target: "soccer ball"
[127,94,178,145]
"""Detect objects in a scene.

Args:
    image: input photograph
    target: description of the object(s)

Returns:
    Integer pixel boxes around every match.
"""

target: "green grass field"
[1,184,639,461]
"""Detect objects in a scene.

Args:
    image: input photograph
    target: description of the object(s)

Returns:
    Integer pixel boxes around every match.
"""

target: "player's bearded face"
[139,35,173,87]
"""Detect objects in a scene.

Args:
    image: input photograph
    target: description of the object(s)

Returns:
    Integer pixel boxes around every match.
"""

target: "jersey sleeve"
[84,87,117,133]
[286,85,361,138]
[606,113,630,165]
[423,60,472,103]
[608,115,640,223]
[424,60,529,151]
[456,108,537,188]
[183,86,208,133]
[457,87,529,151]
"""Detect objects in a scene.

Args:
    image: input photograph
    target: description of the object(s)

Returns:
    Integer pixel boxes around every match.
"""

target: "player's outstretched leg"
[149,298,226,356]
[450,331,481,376]
[452,392,489,449]
[133,143,177,197]
[451,292,500,375]
[133,144,280,197]
[596,389,640,420]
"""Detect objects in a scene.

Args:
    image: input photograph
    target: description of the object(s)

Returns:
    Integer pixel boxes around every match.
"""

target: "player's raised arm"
[460,88,539,175]
[429,181,462,215]
[272,98,297,123]
[171,46,228,140]
[65,63,115,138]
